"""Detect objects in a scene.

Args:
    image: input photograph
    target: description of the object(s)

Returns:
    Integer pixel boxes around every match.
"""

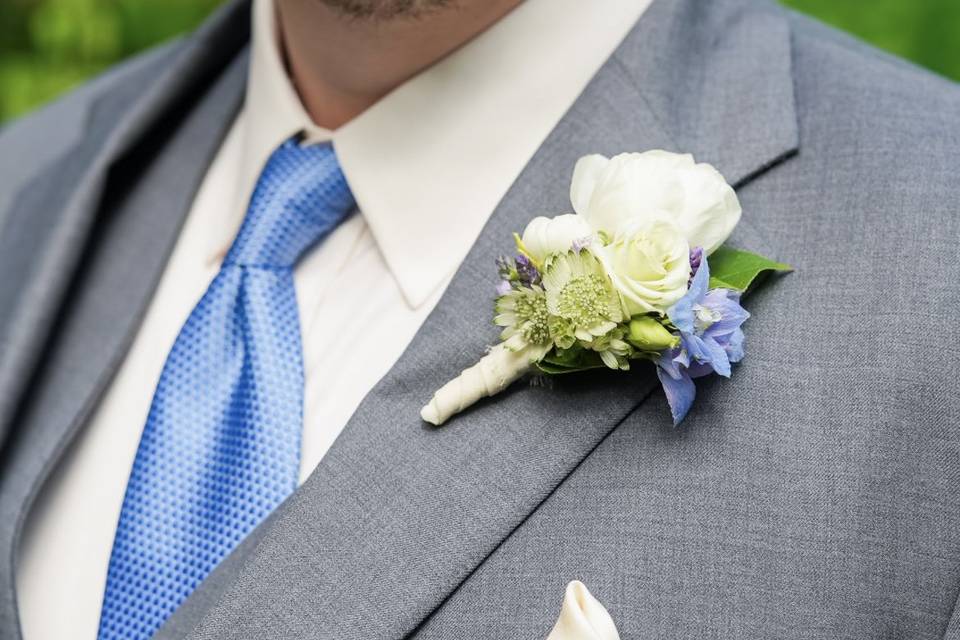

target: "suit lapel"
[0,0,252,455]
[172,1,799,638]
[0,3,251,637]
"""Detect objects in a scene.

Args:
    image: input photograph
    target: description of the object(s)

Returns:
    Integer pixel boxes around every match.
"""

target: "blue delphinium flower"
[656,255,750,425]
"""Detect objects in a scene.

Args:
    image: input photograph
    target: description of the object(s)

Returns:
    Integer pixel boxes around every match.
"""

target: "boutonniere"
[421,151,791,426]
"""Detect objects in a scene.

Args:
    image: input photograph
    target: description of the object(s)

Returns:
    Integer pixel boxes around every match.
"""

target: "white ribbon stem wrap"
[420,343,533,426]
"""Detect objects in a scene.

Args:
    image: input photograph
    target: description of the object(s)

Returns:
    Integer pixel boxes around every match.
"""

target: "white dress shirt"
[15,0,652,637]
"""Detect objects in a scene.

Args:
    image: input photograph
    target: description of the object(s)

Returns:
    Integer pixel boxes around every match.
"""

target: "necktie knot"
[224,138,355,268]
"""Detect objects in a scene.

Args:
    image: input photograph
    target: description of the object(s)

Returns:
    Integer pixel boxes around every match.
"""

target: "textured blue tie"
[97,139,355,640]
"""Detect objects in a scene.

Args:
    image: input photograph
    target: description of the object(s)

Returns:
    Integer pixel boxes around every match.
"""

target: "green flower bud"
[626,316,679,351]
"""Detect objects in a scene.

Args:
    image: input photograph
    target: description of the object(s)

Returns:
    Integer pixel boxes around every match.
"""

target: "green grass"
[1,0,957,124]
[781,0,960,81]
[0,0,223,123]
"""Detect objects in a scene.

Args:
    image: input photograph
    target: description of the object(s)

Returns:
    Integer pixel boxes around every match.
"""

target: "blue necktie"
[97,139,355,640]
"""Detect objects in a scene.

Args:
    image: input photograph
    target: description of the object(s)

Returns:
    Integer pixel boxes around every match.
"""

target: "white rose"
[595,216,690,315]
[570,150,741,255]
[521,214,593,262]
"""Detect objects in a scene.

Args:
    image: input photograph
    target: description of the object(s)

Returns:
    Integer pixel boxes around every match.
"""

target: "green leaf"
[707,246,793,293]
[533,347,606,375]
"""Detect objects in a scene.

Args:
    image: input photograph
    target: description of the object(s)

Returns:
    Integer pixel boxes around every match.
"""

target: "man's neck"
[275,0,523,130]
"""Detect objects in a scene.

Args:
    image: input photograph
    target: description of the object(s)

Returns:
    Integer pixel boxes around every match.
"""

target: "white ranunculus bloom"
[594,216,691,315]
[570,150,741,255]
[521,214,593,263]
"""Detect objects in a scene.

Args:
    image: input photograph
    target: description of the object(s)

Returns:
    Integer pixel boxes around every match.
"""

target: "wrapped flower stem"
[420,343,534,426]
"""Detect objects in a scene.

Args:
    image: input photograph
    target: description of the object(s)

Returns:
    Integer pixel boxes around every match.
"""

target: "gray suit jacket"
[2,0,960,638]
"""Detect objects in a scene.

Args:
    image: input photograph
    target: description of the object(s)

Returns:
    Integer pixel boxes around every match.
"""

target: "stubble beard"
[319,0,455,20]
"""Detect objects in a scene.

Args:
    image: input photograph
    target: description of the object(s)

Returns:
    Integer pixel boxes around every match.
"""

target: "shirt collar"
[235,0,652,308]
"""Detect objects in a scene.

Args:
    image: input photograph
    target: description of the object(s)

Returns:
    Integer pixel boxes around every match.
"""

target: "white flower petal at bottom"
[546,581,621,640]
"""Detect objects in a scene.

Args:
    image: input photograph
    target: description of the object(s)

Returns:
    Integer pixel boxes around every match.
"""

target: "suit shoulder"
[785,9,960,148]
[0,40,184,212]
[780,8,960,204]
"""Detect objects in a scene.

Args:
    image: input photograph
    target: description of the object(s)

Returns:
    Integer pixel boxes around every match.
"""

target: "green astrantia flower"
[494,285,552,360]
[581,325,632,370]
[542,249,624,351]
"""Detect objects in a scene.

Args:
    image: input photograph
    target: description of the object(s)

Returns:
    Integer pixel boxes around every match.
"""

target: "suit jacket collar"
[159,1,799,638]
[615,0,799,190]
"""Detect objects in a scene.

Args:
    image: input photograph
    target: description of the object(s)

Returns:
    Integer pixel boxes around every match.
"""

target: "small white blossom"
[521,214,593,263]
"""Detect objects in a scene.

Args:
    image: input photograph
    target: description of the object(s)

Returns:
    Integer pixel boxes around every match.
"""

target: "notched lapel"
[611,0,799,190]
[177,1,799,639]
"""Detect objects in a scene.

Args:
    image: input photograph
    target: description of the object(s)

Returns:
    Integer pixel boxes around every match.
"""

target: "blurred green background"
[1,0,958,124]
